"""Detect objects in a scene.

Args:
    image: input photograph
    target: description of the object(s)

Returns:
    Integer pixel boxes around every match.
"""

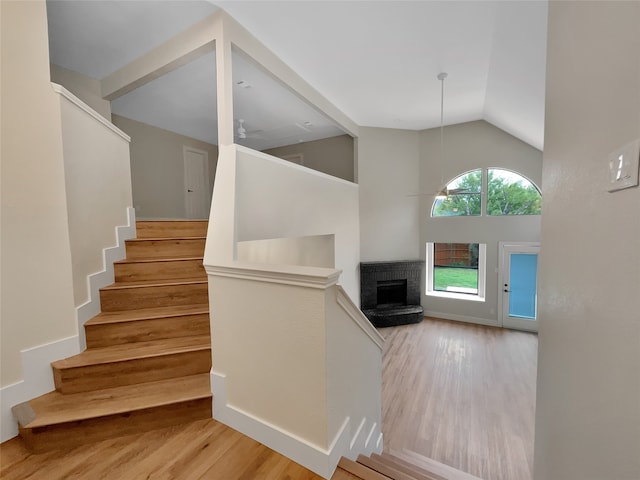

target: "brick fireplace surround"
[360,261,424,328]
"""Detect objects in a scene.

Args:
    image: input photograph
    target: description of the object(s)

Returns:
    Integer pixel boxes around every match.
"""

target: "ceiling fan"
[235,119,264,142]
[407,73,475,199]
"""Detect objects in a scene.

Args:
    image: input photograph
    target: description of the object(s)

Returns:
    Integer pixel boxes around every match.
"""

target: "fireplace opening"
[377,280,407,308]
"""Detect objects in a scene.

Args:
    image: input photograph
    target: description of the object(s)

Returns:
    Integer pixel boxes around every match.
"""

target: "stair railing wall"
[205,145,383,478]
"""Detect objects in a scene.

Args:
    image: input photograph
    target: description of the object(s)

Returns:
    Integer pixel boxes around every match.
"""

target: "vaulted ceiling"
[47,0,548,150]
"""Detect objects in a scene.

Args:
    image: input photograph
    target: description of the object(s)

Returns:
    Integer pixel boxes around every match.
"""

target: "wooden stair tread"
[52,335,210,368]
[378,452,483,480]
[14,374,211,429]
[126,236,205,242]
[360,455,441,480]
[338,458,393,479]
[101,277,206,290]
[85,304,209,326]
[115,256,203,264]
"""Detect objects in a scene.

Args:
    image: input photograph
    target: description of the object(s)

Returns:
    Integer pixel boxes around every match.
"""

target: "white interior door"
[183,146,210,219]
[499,242,540,332]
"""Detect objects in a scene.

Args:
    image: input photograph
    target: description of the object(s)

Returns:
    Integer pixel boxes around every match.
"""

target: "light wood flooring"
[0,418,360,480]
[380,318,538,480]
[1,317,536,479]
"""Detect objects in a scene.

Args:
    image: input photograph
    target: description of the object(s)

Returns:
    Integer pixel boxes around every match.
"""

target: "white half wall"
[534,2,640,479]
[206,145,361,304]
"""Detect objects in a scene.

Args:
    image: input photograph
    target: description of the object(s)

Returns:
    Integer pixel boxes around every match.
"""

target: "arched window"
[431,168,541,217]
[431,169,482,217]
[487,168,541,215]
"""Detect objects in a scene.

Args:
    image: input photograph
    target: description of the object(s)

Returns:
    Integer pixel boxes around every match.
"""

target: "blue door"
[501,244,539,332]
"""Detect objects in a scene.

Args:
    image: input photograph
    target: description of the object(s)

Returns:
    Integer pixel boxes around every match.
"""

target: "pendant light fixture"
[435,72,448,199]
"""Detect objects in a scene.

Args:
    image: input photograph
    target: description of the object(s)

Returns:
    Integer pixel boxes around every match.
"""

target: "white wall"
[237,234,335,268]
[112,114,218,219]
[50,64,112,120]
[420,120,543,325]
[0,0,76,387]
[59,89,132,306]
[232,147,361,304]
[534,2,640,479]
[358,127,421,262]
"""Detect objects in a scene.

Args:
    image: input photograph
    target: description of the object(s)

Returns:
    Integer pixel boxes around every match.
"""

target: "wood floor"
[1,317,536,479]
[380,318,538,480]
[0,418,360,480]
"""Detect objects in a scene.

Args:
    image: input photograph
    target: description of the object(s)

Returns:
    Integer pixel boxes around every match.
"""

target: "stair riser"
[115,258,206,283]
[136,221,207,239]
[19,397,212,453]
[100,283,208,312]
[53,350,212,394]
[125,238,205,259]
[85,314,211,348]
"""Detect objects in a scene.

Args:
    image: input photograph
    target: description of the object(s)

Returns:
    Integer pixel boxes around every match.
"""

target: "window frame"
[426,242,486,302]
[431,168,541,218]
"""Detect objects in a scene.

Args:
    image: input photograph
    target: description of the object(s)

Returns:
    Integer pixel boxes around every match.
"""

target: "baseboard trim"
[1,336,79,442]
[210,372,381,479]
[423,310,499,328]
[76,207,136,349]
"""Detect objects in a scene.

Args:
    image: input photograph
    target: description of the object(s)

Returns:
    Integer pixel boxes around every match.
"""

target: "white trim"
[335,286,384,350]
[210,372,381,479]
[1,336,79,442]
[76,207,136,349]
[424,310,499,328]
[205,263,342,289]
[51,83,131,142]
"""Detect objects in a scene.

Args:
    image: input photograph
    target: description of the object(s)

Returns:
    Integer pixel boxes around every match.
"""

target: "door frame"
[498,241,540,332]
[183,146,210,219]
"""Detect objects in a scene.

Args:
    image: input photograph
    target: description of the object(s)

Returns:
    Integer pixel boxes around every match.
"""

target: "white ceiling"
[46,0,548,150]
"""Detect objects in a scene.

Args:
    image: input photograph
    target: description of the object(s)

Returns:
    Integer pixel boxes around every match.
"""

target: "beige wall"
[358,127,422,262]
[59,93,132,306]
[263,134,354,182]
[112,114,218,219]
[0,0,76,386]
[534,2,640,479]
[50,64,111,120]
[420,120,542,324]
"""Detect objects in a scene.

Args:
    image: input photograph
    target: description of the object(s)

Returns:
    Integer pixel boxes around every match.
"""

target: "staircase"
[12,220,212,452]
[336,452,482,480]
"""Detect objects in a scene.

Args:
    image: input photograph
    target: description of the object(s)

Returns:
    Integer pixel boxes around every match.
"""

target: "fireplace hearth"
[360,261,424,328]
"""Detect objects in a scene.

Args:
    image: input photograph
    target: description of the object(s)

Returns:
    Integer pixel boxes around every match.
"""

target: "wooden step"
[136,220,208,239]
[125,237,206,259]
[114,256,205,283]
[84,304,210,348]
[12,374,212,452]
[52,335,211,394]
[377,452,483,480]
[338,458,392,479]
[99,278,208,312]
[359,455,440,480]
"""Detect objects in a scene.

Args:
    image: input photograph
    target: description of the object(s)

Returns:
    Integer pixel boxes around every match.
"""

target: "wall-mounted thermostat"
[608,139,640,192]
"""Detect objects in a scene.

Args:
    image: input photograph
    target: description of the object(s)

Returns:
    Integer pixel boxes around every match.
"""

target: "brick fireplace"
[360,261,424,328]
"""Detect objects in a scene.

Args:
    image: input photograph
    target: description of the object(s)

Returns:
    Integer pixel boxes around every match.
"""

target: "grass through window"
[434,267,478,293]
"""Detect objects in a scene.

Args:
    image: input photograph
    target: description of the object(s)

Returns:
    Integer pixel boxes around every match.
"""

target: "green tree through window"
[487,169,541,215]
[431,168,541,217]
[431,169,482,216]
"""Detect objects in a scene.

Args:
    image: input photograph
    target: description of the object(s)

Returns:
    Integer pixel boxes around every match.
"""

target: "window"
[431,168,541,217]
[431,169,481,217]
[487,168,541,215]
[426,242,486,301]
